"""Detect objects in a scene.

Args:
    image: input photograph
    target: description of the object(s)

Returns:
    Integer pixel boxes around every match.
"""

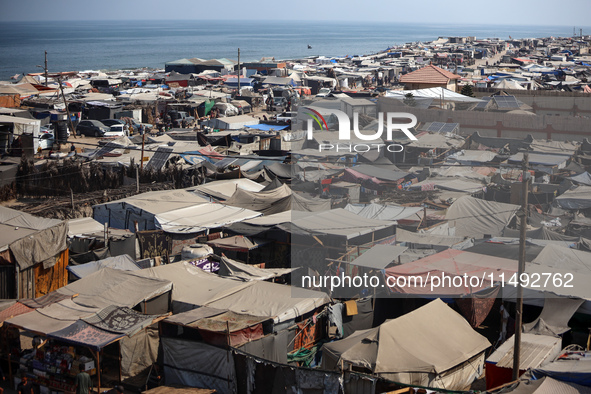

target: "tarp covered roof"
[217,256,292,281]
[322,299,490,386]
[224,184,331,215]
[386,87,481,102]
[0,205,67,270]
[57,267,173,309]
[349,245,408,269]
[154,203,261,234]
[67,255,140,279]
[136,262,329,323]
[555,186,591,210]
[280,209,396,239]
[446,196,519,238]
[344,203,422,222]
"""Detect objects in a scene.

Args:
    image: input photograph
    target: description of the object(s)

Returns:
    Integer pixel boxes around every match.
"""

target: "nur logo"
[302,106,418,141]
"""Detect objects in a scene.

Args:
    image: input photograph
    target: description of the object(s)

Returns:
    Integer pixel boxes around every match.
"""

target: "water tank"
[55,121,68,143]
[181,243,213,260]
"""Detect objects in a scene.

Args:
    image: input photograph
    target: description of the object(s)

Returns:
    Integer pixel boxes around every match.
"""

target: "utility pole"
[44,51,48,87]
[140,133,146,170]
[56,77,77,140]
[237,48,241,96]
[512,152,529,381]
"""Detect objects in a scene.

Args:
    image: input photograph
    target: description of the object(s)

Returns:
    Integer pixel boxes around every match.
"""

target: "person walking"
[75,371,92,394]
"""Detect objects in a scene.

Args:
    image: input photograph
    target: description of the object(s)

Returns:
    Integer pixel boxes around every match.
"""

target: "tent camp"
[321,299,490,390]
[344,203,423,223]
[0,206,69,299]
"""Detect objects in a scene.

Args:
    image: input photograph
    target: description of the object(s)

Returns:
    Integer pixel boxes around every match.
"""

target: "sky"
[1,0,590,26]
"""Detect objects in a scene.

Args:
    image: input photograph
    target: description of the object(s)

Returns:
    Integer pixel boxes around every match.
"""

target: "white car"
[38,133,55,150]
[316,88,332,98]
[276,111,297,123]
[103,124,127,138]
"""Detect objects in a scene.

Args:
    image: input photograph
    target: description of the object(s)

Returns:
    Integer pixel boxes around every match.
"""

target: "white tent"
[385,87,483,103]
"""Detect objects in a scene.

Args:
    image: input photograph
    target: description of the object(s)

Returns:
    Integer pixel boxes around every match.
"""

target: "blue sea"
[0,20,587,80]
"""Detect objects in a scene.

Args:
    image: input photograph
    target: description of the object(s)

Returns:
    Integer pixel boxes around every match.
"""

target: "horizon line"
[0,19,589,29]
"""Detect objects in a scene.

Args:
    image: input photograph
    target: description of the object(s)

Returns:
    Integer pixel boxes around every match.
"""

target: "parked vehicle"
[276,111,297,123]
[316,88,332,98]
[230,100,252,114]
[104,124,127,138]
[168,111,195,127]
[100,119,125,127]
[76,120,109,137]
[272,97,287,111]
[38,133,55,150]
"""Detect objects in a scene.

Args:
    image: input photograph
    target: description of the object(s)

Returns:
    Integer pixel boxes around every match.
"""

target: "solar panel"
[493,95,520,109]
[145,146,173,171]
[91,141,118,159]
[440,123,459,133]
[427,122,446,132]
[475,97,491,109]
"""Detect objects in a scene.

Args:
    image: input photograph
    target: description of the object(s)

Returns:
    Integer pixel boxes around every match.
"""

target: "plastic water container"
[181,243,213,260]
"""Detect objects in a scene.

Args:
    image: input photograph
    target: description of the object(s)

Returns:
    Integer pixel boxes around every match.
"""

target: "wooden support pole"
[512,153,529,380]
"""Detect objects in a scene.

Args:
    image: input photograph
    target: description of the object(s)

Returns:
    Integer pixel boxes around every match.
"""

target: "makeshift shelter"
[344,203,423,223]
[136,262,330,326]
[385,249,517,296]
[446,196,519,238]
[66,254,140,279]
[93,190,209,232]
[0,206,69,298]
[486,334,562,390]
[321,299,490,390]
[217,255,292,281]
[348,244,407,269]
[190,178,265,201]
[531,350,591,388]
[555,186,591,209]
[224,184,331,215]
[154,203,261,234]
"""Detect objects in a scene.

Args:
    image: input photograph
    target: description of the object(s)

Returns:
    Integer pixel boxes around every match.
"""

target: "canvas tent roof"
[349,245,408,269]
[154,203,261,234]
[446,196,519,238]
[344,203,422,222]
[224,184,331,215]
[217,256,292,281]
[136,262,329,323]
[322,299,490,389]
[207,235,266,251]
[386,87,481,103]
[67,217,105,237]
[190,178,265,201]
[280,209,396,239]
[555,186,591,209]
[0,206,67,270]
[67,255,140,279]
[385,249,517,296]
[57,267,172,309]
[396,228,467,247]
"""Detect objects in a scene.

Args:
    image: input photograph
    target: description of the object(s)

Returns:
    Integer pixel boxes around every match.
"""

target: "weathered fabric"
[10,221,68,271]
[48,320,124,351]
[83,305,166,336]
[20,290,71,309]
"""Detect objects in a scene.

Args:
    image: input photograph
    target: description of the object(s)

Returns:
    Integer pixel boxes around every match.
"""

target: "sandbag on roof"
[446,196,519,238]
[322,299,490,390]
